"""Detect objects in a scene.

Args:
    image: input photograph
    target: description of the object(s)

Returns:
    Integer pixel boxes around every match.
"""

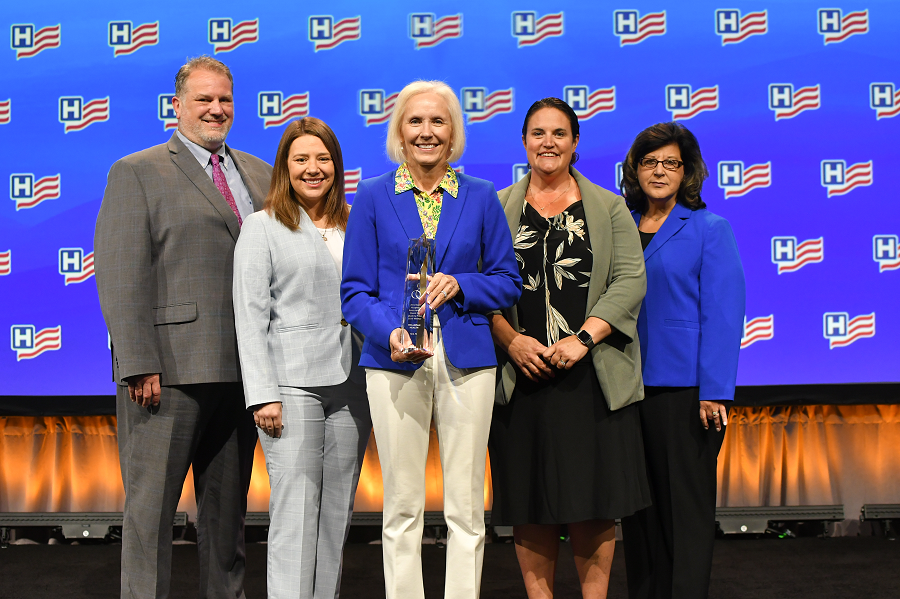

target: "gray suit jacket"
[495,167,647,411]
[233,209,363,409]
[94,133,272,386]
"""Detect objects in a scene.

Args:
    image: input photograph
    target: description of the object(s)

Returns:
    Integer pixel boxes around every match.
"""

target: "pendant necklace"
[530,178,572,213]
[319,226,344,242]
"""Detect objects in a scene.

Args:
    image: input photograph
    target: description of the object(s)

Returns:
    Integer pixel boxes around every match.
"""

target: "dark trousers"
[621,387,726,599]
[116,382,257,599]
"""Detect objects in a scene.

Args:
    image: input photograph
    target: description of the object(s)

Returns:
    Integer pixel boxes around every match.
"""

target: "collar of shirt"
[394,162,459,199]
[176,130,229,171]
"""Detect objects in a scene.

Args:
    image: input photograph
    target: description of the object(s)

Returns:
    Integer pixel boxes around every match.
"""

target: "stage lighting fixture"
[715,505,845,535]
[0,512,189,540]
[860,504,900,539]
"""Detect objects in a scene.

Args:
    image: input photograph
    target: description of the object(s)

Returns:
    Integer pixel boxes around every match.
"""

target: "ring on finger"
[712,411,719,416]
[441,290,448,299]
[558,359,567,368]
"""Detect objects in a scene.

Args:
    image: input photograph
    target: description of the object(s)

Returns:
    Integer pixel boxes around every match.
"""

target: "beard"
[181,118,232,149]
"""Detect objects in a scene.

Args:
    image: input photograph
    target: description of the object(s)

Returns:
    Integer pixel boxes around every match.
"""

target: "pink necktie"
[210,153,242,227]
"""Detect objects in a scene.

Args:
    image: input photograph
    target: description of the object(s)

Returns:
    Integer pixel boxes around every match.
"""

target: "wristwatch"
[575,329,595,350]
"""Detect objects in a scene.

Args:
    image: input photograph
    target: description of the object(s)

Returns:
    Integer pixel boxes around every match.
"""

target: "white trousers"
[366,325,495,599]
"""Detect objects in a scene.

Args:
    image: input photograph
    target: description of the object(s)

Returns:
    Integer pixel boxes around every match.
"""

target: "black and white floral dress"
[489,200,650,525]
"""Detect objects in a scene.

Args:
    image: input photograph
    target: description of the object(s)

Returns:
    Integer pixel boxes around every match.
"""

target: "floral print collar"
[394,162,459,198]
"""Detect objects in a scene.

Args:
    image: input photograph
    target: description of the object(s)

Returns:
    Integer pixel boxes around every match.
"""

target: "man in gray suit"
[94,56,272,599]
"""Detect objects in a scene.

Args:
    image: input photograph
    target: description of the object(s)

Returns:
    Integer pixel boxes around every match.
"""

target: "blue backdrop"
[1,0,897,397]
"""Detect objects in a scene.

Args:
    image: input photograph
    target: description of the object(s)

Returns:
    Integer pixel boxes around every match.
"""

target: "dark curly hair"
[621,122,707,214]
[521,98,580,165]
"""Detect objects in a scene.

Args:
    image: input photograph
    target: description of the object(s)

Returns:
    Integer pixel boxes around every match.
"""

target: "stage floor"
[1,537,898,598]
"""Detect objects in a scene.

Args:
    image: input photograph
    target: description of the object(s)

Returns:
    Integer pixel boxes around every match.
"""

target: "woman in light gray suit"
[233,117,371,599]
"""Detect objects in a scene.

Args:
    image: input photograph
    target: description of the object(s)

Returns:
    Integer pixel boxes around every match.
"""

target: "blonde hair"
[386,80,466,164]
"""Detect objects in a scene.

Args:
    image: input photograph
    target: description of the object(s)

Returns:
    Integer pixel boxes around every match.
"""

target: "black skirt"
[489,360,651,526]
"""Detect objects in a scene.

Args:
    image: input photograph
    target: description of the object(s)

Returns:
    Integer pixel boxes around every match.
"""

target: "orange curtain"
[0,416,492,519]
[718,405,900,527]
[2,406,898,522]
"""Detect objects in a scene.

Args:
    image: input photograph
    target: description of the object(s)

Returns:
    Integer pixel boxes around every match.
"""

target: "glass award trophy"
[400,235,435,355]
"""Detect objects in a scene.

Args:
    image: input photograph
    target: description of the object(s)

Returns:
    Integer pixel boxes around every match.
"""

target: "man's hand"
[126,373,161,407]
[254,402,284,438]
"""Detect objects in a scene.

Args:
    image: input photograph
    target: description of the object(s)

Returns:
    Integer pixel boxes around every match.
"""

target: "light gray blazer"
[495,167,647,411]
[94,133,272,386]
[233,209,362,409]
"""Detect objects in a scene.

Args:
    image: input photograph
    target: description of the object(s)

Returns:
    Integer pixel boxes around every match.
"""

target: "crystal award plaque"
[400,235,435,355]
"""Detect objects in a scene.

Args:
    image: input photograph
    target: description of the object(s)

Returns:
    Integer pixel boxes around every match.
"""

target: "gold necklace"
[529,178,572,213]
[315,220,333,241]
[318,226,344,242]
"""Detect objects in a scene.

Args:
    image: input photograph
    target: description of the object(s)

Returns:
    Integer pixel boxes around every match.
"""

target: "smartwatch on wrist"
[575,329,595,350]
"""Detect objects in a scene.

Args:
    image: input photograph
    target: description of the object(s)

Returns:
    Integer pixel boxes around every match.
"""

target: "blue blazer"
[632,203,745,401]
[341,170,522,371]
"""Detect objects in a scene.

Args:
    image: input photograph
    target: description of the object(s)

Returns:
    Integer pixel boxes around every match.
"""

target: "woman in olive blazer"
[488,98,650,598]
[494,167,647,410]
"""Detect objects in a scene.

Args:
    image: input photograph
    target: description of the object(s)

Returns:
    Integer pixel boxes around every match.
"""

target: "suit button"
[340,318,348,327]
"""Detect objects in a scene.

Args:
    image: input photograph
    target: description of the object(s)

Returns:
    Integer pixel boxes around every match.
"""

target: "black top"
[639,230,655,251]
[515,200,592,346]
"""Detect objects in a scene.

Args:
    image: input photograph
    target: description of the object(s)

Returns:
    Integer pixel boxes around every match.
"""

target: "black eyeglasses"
[638,157,684,171]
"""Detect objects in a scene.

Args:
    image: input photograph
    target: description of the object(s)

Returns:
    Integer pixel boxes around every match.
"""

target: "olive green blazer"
[494,167,646,411]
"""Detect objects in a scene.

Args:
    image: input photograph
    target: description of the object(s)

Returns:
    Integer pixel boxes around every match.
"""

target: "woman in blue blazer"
[619,122,745,599]
[340,80,521,599]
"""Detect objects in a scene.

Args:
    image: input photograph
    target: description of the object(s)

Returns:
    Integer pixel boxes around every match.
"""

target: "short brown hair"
[265,118,349,232]
[174,56,233,99]
[621,122,708,214]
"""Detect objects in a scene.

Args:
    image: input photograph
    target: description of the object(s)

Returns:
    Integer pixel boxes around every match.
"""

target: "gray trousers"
[116,382,257,599]
[259,379,371,599]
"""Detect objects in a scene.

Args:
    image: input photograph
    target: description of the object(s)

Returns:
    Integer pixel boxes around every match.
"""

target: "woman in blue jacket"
[619,122,745,599]
[340,80,521,599]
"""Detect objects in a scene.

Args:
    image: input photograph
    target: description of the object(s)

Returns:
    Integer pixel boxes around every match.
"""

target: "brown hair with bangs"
[265,117,349,232]
[620,122,708,214]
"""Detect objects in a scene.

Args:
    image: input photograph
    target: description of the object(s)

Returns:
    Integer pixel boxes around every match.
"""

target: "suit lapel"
[228,146,267,210]
[498,174,529,334]
[503,172,530,240]
[385,173,425,241]
[573,168,613,317]
[434,177,468,271]
[643,202,692,261]
[167,133,241,240]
